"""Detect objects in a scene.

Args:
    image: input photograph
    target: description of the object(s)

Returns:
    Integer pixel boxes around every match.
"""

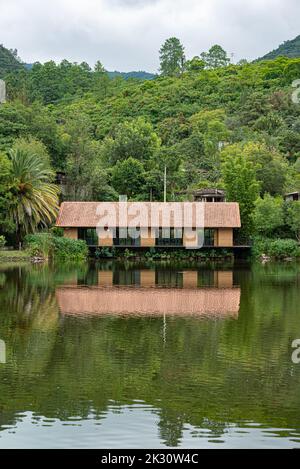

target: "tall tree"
[201,45,230,69]
[287,201,300,241]
[253,194,284,237]
[221,144,260,238]
[159,37,185,77]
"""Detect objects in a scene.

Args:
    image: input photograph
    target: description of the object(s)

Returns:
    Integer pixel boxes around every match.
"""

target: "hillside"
[258,35,300,61]
[0,45,23,78]
[107,71,156,80]
[24,64,155,80]
[1,52,300,243]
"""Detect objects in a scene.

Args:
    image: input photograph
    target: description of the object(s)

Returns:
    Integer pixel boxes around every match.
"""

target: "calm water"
[0,261,300,448]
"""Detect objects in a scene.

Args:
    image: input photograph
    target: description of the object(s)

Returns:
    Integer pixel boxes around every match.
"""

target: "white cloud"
[0,0,299,72]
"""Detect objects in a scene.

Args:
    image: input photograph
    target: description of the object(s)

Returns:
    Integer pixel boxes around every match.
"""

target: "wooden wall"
[215,228,233,247]
[63,228,78,240]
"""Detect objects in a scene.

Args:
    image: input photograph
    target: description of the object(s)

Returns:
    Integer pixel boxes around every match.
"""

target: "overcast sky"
[0,0,299,72]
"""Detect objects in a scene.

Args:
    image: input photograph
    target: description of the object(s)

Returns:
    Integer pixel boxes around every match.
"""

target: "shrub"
[25,233,88,261]
[253,237,300,259]
[24,233,52,258]
[95,247,115,258]
[0,235,6,249]
[50,226,64,237]
[52,236,88,261]
[268,239,300,259]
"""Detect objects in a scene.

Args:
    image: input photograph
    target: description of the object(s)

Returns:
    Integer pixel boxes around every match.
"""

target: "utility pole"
[164,165,167,202]
[0,80,6,104]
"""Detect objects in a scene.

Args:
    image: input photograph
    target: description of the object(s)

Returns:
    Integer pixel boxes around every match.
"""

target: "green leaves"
[8,147,59,239]
[159,37,186,77]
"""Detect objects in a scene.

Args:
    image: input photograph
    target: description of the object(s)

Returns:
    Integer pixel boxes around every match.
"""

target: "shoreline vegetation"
[1,234,299,264]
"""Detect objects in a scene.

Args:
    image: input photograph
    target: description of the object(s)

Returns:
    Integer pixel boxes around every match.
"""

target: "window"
[156,228,183,247]
[78,228,98,246]
[204,229,215,247]
[113,228,141,247]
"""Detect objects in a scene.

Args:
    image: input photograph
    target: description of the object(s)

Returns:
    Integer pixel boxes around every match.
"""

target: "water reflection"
[0,262,300,448]
[56,266,240,318]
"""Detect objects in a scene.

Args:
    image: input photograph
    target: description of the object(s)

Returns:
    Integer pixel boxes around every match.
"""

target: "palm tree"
[9,148,59,246]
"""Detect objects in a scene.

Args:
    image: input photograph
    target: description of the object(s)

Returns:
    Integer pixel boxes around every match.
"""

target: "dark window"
[113,228,141,247]
[156,228,183,246]
[204,229,215,247]
[78,228,98,246]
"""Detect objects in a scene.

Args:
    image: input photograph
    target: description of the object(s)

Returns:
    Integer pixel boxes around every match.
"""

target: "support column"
[140,228,156,247]
[98,229,113,247]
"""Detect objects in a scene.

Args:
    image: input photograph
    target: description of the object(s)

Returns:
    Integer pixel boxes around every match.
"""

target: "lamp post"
[164,165,167,202]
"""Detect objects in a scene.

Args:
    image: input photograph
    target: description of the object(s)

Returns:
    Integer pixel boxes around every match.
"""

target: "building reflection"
[56,268,240,318]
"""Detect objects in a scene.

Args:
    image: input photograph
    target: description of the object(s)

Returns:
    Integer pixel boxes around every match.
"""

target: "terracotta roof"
[56,202,241,228]
[56,286,240,317]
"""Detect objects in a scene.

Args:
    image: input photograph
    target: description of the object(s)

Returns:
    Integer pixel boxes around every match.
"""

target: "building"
[56,201,241,248]
[284,192,300,202]
[193,188,226,203]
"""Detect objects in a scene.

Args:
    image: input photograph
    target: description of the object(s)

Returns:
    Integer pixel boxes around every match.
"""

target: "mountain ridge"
[257,35,300,61]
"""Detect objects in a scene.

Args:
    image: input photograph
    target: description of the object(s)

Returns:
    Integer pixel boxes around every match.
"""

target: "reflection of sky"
[0,408,299,449]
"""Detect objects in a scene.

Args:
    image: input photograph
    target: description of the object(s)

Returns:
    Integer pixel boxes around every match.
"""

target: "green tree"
[185,57,205,73]
[243,142,288,196]
[159,37,185,76]
[102,118,161,166]
[221,144,260,237]
[8,148,59,245]
[11,137,51,166]
[111,157,145,198]
[94,60,110,98]
[253,194,284,237]
[64,114,114,201]
[201,45,230,69]
[286,201,300,241]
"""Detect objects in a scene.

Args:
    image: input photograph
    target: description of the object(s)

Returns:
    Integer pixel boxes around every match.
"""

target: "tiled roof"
[56,201,241,228]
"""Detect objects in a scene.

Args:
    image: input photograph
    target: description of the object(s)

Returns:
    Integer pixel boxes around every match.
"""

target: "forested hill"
[24,65,155,80]
[107,71,156,80]
[0,45,23,78]
[258,35,300,61]
[1,54,300,197]
[1,39,300,244]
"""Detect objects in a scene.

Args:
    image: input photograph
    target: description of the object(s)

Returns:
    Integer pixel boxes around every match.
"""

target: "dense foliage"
[25,233,88,261]
[0,45,23,78]
[1,39,300,248]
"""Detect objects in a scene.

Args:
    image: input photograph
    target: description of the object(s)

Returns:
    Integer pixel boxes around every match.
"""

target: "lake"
[0,261,299,448]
